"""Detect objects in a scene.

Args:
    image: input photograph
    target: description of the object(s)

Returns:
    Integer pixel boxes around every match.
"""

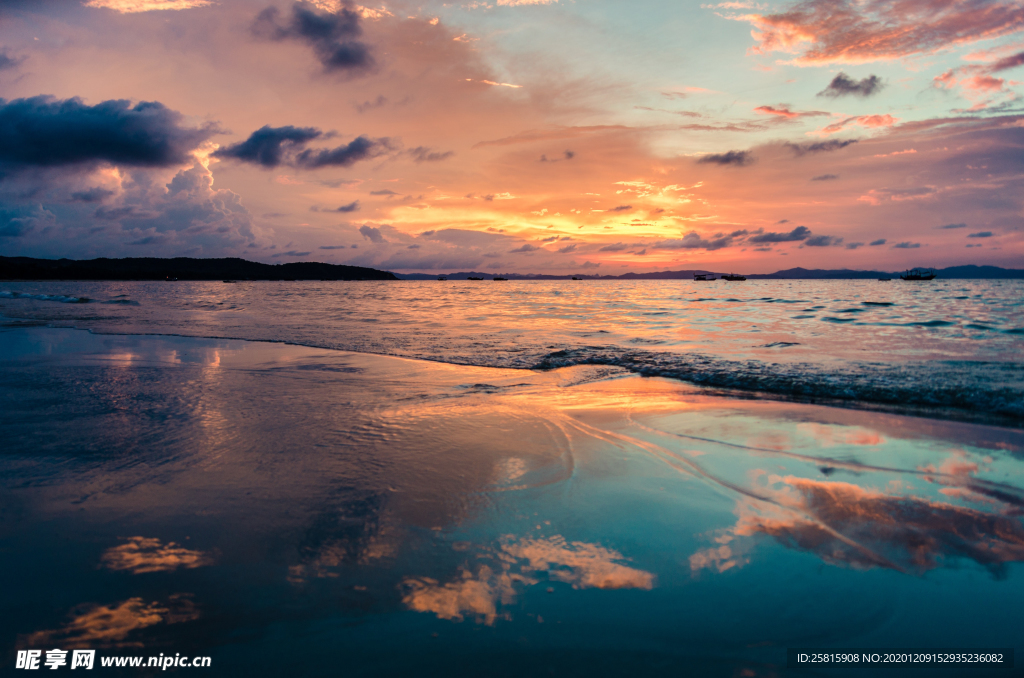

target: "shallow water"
[2,327,1022,676]
[2,279,1023,424]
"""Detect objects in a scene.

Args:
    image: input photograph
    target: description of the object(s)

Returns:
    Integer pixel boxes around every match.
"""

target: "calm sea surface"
[2,279,1022,423]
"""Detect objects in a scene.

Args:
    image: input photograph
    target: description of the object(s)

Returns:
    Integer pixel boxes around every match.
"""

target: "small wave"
[862,301,894,306]
[533,348,1024,425]
[0,291,91,304]
[102,299,140,306]
[759,342,800,348]
[907,320,955,327]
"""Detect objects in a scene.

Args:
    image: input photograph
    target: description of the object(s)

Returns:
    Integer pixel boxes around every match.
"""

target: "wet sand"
[2,326,1022,676]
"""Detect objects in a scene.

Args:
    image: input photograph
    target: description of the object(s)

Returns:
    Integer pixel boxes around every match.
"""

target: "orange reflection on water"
[100,537,212,574]
[402,535,654,625]
[19,595,198,649]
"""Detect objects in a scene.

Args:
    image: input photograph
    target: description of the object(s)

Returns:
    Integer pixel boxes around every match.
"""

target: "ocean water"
[2,279,1023,423]
[2,282,1023,676]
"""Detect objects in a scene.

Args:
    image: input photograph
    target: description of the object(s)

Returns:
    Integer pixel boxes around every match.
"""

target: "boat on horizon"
[693,273,717,281]
[721,273,746,281]
[467,277,483,280]
[571,276,582,280]
[493,277,507,281]
[437,275,448,281]
[900,268,936,281]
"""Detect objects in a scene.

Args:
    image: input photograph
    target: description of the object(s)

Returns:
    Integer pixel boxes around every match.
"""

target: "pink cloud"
[818,113,898,135]
[754,104,829,118]
[729,0,1024,64]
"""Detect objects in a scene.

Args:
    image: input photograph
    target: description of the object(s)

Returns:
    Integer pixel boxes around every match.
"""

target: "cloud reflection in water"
[100,537,212,574]
[402,535,654,624]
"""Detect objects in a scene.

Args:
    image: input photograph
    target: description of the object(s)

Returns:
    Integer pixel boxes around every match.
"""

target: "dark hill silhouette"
[0,256,397,281]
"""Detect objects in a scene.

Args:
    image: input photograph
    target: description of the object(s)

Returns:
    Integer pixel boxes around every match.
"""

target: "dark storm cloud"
[295,135,393,167]
[818,73,885,98]
[213,125,321,167]
[0,50,24,71]
[408,146,454,163]
[786,139,859,155]
[70,187,114,203]
[804,234,843,246]
[214,126,393,169]
[811,174,839,181]
[0,96,216,172]
[359,224,384,243]
[748,225,811,243]
[654,231,735,250]
[697,150,753,166]
[252,2,374,73]
[0,207,49,237]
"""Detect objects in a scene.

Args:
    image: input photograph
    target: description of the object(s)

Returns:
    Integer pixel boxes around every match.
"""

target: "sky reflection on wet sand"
[2,326,1023,676]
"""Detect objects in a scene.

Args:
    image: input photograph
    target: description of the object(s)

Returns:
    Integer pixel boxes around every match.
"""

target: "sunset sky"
[1,0,1022,274]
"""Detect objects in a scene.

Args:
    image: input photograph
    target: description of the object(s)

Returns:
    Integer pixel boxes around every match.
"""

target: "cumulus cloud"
[697,150,754,166]
[252,2,374,74]
[818,72,884,97]
[359,224,385,243]
[748,225,811,243]
[214,125,393,169]
[0,96,216,172]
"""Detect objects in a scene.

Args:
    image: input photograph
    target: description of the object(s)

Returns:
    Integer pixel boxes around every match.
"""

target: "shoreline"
[2,316,1021,430]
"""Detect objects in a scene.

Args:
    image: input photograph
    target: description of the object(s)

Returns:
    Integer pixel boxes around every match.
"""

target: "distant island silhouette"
[0,256,397,281]
[2,257,1021,281]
